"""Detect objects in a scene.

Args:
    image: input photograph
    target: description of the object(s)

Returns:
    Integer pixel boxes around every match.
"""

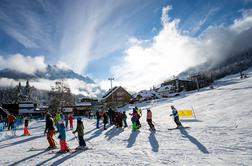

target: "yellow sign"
[178,110,193,116]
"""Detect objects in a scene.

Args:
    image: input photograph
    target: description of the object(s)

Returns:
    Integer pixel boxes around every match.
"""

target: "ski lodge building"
[101,86,132,108]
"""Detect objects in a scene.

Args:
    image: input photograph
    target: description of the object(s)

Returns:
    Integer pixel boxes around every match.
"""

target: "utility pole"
[108,77,114,90]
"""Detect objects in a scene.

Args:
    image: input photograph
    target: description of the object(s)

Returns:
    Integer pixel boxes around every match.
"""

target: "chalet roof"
[102,86,120,99]
[102,86,132,100]
[0,106,10,115]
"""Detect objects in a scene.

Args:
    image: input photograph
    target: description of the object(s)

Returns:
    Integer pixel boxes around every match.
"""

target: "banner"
[178,110,193,117]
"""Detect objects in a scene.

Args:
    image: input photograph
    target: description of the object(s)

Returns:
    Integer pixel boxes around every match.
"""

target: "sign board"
[178,110,193,117]
[19,103,35,114]
[63,107,73,113]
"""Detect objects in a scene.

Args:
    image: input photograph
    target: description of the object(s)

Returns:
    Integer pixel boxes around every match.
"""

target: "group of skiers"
[96,108,129,130]
[0,114,31,136]
[95,105,182,132]
[44,112,87,152]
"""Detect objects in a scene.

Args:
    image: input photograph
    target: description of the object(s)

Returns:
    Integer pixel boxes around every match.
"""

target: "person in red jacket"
[23,118,30,136]
[7,114,16,130]
[69,113,74,130]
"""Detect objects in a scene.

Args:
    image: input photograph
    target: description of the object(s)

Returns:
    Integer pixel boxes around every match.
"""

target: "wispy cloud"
[107,6,252,92]
[0,54,47,75]
[0,0,157,74]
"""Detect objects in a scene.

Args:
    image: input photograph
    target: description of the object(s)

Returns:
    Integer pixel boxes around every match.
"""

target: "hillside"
[0,65,94,84]
[0,68,252,165]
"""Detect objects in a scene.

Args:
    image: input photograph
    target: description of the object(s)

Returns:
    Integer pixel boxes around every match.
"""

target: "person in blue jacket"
[58,120,69,152]
[170,105,182,127]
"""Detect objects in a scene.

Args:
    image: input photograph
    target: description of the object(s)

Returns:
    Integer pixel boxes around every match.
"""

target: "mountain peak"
[0,64,95,84]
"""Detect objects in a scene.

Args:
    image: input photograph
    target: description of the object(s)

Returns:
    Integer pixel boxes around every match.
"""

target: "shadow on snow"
[178,127,209,154]
[148,131,159,152]
[127,130,140,148]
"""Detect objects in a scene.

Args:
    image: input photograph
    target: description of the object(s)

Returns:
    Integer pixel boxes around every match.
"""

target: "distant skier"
[108,107,114,125]
[73,117,87,149]
[7,114,16,130]
[65,113,69,130]
[146,109,155,130]
[69,113,74,130]
[135,107,142,129]
[170,105,182,127]
[58,120,70,152]
[11,119,17,136]
[103,112,108,130]
[123,111,128,127]
[44,113,56,149]
[23,118,30,136]
[55,113,61,132]
[96,111,101,129]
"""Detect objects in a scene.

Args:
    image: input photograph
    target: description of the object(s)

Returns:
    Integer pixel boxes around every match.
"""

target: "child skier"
[44,113,57,149]
[170,105,182,127]
[123,111,128,127]
[58,120,70,152]
[129,109,138,131]
[11,119,17,136]
[23,118,30,136]
[73,117,87,149]
[146,109,155,130]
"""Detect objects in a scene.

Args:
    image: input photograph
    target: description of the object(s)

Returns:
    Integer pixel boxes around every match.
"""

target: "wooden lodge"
[101,86,132,108]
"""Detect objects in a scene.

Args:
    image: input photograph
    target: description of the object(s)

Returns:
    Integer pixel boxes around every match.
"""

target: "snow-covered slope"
[0,69,252,165]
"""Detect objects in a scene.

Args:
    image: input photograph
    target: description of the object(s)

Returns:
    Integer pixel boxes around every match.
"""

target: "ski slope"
[1,69,252,166]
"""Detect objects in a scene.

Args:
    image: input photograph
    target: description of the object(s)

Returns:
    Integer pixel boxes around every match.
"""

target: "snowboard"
[168,126,190,130]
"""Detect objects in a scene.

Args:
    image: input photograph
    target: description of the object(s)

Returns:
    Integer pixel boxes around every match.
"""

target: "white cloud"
[230,9,252,33]
[109,6,252,92]
[55,61,72,71]
[0,54,47,75]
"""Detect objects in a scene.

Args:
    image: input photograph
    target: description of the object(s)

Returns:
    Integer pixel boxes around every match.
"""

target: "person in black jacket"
[103,112,108,130]
[96,111,100,129]
[73,117,86,149]
[44,113,56,149]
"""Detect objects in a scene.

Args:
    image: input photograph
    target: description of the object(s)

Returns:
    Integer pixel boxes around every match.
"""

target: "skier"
[123,111,128,127]
[44,113,57,149]
[114,112,119,128]
[170,105,182,127]
[73,117,87,149]
[135,107,142,129]
[23,118,30,136]
[103,112,108,130]
[7,114,16,130]
[129,109,138,131]
[58,119,70,152]
[108,107,114,125]
[11,119,17,136]
[146,109,155,130]
[118,112,123,128]
[65,113,69,130]
[69,113,74,130]
[96,111,100,129]
[54,113,60,132]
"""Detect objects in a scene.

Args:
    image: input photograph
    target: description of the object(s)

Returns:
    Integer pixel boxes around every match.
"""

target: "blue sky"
[1,0,252,92]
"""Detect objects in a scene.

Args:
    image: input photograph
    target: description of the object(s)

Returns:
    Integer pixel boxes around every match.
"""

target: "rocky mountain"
[0,65,95,84]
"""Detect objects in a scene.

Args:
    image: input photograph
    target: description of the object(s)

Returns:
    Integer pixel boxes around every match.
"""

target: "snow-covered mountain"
[0,65,94,84]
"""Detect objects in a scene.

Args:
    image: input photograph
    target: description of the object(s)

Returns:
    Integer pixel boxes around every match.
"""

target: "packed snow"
[1,69,252,166]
